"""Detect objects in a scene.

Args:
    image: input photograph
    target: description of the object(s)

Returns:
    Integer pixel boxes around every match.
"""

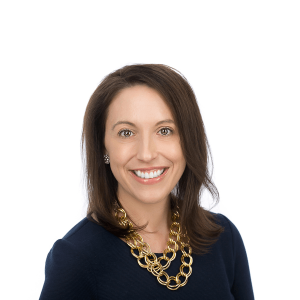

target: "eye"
[118,129,133,138]
[159,127,173,136]
[118,127,173,138]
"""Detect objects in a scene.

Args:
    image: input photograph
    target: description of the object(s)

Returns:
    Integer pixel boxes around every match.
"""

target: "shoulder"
[208,212,255,298]
[61,217,103,247]
[207,211,247,258]
[208,212,252,274]
[209,211,235,228]
[209,211,242,240]
[40,217,114,299]
[46,217,114,263]
[46,217,102,267]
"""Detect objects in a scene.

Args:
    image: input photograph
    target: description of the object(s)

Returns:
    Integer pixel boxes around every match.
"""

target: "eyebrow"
[112,119,175,130]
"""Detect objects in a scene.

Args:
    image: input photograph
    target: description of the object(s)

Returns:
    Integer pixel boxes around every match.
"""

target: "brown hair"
[81,64,224,255]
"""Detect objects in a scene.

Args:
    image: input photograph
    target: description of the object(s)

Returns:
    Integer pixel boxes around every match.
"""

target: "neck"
[117,194,172,235]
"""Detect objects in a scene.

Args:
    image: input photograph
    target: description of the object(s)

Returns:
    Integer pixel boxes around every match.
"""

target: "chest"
[94,247,235,299]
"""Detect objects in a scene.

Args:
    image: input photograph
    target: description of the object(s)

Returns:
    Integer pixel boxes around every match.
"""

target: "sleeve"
[39,239,96,300]
[221,214,255,300]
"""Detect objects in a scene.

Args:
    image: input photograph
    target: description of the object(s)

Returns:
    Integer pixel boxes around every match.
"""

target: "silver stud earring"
[103,154,110,164]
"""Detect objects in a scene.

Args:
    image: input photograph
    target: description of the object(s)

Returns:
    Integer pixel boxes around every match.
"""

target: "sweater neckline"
[116,235,163,256]
[86,216,163,256]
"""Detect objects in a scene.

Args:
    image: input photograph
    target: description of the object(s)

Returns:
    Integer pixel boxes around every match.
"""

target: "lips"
[132,168,165,178]
[129,167,170,185]
[130,166,169,172]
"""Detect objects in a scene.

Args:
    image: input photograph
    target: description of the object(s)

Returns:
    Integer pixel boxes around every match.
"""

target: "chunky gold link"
[115,206,193,290]
[176,272,188,287]
[163,247,176,262]
[180,264,192,277]
[148,261,163,276]
[181,243,192,256]
[157,271,169,285]
[167,276,181,290]
[157,256,171,269]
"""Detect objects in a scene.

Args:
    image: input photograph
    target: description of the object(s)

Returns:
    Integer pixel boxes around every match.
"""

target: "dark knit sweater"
[39,213,254,299]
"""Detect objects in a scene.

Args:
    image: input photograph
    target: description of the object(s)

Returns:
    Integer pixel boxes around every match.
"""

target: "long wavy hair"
[81,64,224,255]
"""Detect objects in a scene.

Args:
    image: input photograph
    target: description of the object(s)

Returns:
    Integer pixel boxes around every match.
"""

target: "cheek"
[112,146,132,164]
[107,136,131,162]
[169,145,186,174]
[166,143,185,162]
[110,146,133,176]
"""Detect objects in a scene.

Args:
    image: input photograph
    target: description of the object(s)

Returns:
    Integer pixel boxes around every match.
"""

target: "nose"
[136,133,157,162]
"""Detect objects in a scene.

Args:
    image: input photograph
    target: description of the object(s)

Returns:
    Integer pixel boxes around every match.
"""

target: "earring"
[103,154,110,164]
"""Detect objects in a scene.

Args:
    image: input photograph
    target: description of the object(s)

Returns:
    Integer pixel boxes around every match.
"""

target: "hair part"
[81,64,224,255]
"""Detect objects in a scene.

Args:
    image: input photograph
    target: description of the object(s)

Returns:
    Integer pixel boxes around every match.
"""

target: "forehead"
[106,85,174,123]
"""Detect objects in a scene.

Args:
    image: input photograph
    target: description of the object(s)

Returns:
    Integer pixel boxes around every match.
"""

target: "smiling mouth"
[130,168,169,179]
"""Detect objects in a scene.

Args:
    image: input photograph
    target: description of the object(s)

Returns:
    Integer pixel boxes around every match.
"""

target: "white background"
[1,1,299,299]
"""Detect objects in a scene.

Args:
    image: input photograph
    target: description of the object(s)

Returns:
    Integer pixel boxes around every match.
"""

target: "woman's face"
[104,85,186,206]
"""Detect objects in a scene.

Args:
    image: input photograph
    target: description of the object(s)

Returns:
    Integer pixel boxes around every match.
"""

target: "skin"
[103,84,186,253]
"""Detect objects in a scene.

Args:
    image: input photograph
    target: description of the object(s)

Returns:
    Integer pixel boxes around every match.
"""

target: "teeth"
[134,169,165,179]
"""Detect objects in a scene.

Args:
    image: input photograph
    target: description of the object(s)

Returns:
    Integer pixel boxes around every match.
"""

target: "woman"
[39,64,254,299]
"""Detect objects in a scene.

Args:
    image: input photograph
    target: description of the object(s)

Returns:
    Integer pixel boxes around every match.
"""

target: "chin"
[133,191,169,204]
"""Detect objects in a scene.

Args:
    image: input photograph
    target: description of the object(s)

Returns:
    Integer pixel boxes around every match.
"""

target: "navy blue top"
[39,213,254,299]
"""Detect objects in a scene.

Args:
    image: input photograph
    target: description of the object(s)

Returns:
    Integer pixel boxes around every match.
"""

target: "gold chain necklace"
[114,207,193,290]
